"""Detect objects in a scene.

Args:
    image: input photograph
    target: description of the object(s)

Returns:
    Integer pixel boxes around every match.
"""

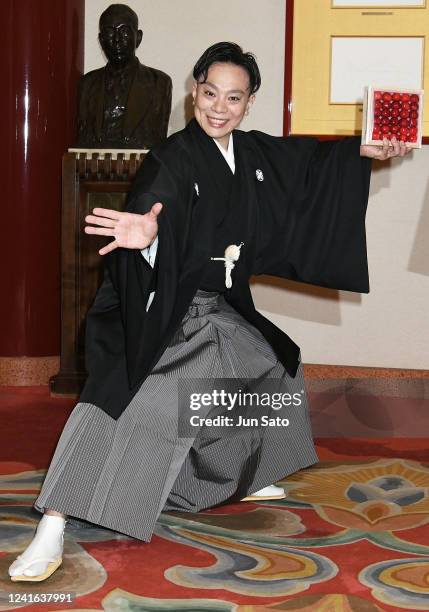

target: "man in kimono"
[9,42,411,582]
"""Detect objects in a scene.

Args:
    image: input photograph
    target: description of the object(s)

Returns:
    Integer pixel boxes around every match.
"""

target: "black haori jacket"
[79,119,372,419]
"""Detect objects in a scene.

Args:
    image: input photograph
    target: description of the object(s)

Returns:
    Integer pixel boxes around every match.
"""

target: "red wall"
[2,0,84,356]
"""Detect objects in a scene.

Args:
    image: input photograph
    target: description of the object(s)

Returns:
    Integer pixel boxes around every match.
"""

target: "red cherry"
[374,91,383,100]
[375,101,383,111]
[410,120,417,128]
[392,102,401,110]
[372,131,381,140]
[400,119,409,127]
[391,109,399,117]
[400,126,408,134]
[410,111,418,119]
[410,103,418,111]
[401,93,410,102]
[382,109,390,117]
[410,127,417,135]
[383,92,392,102]
[391,126,399,133]
[409,135,417,142]
[381,125,390,133]
[400,135,407,141]
[400,110,410,119]
[402,102,411,111]
[382,101,390,109]
[393,92,401,101]
[410,94,419,103]
[382,118,390,125]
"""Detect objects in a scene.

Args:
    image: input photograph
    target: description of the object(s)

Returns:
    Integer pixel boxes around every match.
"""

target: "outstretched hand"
[360,136,412,160]
[84,203,163,255]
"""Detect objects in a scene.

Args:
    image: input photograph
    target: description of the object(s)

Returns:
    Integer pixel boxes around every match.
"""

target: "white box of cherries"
[361,85,424,149]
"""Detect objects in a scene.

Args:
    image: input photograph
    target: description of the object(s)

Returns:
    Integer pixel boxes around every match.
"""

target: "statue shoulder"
[77,68,104,108]
[79,66,104,84]
[78,67,104,97]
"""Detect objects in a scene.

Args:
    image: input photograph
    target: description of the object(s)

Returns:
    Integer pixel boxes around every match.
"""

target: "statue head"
[99,4,143,70]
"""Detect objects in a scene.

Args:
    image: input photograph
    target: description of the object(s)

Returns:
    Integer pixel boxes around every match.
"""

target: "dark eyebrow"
[203,80,247,95]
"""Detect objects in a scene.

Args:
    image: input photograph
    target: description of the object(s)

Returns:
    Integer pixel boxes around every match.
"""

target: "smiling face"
[192,62,255,149]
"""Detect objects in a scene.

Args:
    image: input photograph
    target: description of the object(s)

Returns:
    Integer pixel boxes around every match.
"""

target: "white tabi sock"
[8,514,66,577]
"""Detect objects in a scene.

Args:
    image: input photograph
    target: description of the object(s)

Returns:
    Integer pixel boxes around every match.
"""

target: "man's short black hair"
[193,42,261,95]
[99,4,139,31]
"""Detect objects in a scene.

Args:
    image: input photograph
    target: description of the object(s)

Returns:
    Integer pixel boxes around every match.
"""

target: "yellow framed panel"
[291,0,429,135]
[332,1,426,7]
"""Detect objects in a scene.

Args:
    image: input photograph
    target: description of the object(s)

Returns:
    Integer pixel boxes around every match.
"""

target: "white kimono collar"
[212,133,235,174]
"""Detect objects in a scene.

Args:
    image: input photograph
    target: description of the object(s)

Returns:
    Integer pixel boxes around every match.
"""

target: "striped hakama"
[33,290,318,541]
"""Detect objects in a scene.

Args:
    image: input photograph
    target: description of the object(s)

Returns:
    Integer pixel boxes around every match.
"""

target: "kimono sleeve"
[104,143,193,390]
[253,135,372,293]
[105,146,189,306]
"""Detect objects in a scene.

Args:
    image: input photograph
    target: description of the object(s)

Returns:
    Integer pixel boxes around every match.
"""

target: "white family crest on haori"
[210,242,244,288]
[255,169,264,181]
[194,182,199,196]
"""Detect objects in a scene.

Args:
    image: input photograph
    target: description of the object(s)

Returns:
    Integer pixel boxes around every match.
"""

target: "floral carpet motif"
[1,388,428,611]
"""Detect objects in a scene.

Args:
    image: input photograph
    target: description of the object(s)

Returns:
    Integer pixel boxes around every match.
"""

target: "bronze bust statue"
[76,4,172,149]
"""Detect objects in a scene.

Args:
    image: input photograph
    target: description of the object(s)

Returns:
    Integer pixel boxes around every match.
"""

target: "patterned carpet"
[0,386,428,611]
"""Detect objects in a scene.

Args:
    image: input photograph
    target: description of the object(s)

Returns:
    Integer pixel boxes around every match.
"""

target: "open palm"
[84,203,163,255]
